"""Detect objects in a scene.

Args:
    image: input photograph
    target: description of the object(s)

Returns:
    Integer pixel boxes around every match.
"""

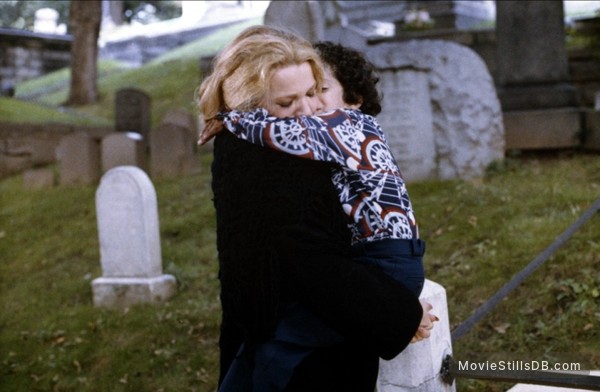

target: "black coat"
[211,131,422,387]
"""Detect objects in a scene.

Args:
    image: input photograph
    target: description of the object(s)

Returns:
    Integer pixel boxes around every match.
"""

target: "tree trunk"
[67,0,102,105]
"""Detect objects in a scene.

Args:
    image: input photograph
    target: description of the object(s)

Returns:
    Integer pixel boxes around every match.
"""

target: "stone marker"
[264,0,325,42]
[101,132,146,173]
[366,39,504,181]
[377,279,455,391]
[115,88,151,143]
[92,166,176,308]
[23,167,54,189]
[161,108,199,151]
[378,70,436,181]
[57,131,101,186]
[161,108,197,135]
[150,123,196,178]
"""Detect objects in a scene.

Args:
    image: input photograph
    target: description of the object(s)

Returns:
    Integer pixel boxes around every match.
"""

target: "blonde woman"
[197,26,429,391]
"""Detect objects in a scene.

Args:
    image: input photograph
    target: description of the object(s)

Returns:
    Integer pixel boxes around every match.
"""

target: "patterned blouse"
[220,108,419,244]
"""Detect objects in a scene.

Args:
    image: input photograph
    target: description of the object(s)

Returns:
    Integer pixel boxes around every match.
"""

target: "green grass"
[2,15,600,392]
[0,98,111,126]
[2,151,599,391]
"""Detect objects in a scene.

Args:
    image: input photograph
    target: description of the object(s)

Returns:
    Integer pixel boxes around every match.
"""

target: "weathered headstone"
[92,166,176,308]
[150,123,196,178]
[115,88,151,144]
[161,108,198,144]
[495,1,579,150]
[23,167,54,189]
[264,1,325,42]
[378,70,436,181]
[57,131,101,186]
[367,39,504,180]
[101,132,146,173]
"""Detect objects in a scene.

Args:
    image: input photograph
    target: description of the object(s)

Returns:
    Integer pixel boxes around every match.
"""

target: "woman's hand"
[410,300,438,343]
[198,118,224,145]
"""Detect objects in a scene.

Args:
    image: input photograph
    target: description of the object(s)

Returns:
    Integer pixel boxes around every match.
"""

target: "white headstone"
[92,166,176,308]
[377,279,455,392]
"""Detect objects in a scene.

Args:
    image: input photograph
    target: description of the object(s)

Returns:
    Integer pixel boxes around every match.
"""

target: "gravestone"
[115,88,151,145]
[377,280,454,392]
[23,167,54,189]
[92,166,176,308]
[101,132,146,173]
[161,108,198,145]
[264,1,406,50]
[57,132,101,186]
[149,123,196,178]
[496,1,576,110]
[367,39,504,180]
[378,70,436,181]
[496,1,579,150]
[264,1,325,42]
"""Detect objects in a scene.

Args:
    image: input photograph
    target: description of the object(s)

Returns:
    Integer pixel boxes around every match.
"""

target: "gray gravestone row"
[51,88,198,188]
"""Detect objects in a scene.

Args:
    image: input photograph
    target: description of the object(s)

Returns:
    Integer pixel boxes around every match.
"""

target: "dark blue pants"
[219,238,425,392]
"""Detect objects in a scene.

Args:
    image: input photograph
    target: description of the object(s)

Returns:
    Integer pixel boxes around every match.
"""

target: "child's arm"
[219,108,369,169]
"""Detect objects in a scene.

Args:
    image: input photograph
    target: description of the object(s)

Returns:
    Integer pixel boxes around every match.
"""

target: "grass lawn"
[2,15,599,392]
[2,150,599,391]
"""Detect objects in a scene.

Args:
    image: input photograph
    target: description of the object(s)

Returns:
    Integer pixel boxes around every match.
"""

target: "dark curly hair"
[314,41,382,116]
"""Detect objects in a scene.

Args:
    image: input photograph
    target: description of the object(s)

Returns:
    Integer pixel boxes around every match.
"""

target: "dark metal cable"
[451,197,600,341]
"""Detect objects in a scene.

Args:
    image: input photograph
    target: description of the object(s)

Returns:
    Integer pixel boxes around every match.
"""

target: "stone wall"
[0,28,71,92]
[0,122,113,180]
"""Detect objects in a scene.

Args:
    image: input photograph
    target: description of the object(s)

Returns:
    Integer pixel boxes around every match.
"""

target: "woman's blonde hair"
[196,26,324,125]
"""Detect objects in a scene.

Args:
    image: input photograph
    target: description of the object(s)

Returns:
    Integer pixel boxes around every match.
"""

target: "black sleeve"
[278,192,423,360]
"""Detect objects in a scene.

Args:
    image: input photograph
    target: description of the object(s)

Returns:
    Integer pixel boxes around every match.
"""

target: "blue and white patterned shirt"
[220,108,418,244]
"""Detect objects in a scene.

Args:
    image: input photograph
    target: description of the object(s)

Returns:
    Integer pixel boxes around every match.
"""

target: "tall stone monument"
[92,166,176,308]
[496,1,580,150]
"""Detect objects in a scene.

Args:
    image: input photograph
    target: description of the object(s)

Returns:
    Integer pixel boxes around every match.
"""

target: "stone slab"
[91,275,176,309]
[23,167,54,189]
[583,109,600,151]
[503,108,580,150]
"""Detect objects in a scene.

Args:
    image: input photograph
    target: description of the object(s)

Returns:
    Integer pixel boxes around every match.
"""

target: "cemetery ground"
[1,21,600,392]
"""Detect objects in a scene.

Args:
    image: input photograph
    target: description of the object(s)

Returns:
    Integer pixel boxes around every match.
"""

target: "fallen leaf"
[493,322,511,334]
